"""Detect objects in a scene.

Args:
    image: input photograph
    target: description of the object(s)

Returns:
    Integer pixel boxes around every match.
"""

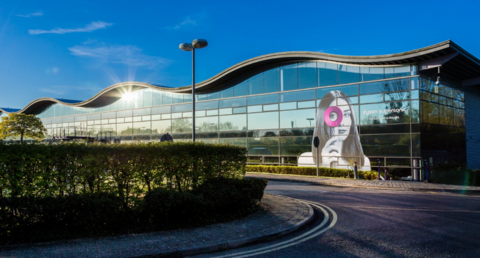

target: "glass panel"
[248,93,278,105]
[280,136,312,155]
[172,113,182,119]
[219,114,246,131]
[411,90,419,99]
[234,80,249,97]
[264,67,280,93]
[133,121,151,135]
[263,104,278,111]
[360,124,410,134]
[318,62,337,86]
[280,109,316,128]
[207,110,219,116]
[280,102,296,110]
[338,65,360,84]
[248,130,279,137]
[248,112,279,130]
[249,73,264,95]
[385,65,410,78]
[220,131,247,138]
[133,117,142,122]
[196,110,206,117]
[219,97,246,108]
[197,100,218,110]
[171,94,183,104]
[219,87,233,98]
[219,108,232,115]
[297,100,315,108]
[361,67,384,81]
[248,105,262,113]
[412,134,420,157]
[282,63,297,91]
[172,103,191,113]
[206,92,220,100]
[196,116,218,132]
[360,78,409,95]
[102,112,116,119]
[317,84,358,98]
[172,118,193,133]
[280,89,315,102]
[385,92,409,101]
[219,138,247,148]
[116,118,124,123]
[298,62,317,89]
[248,137,279,155]
[360,94,384,104]
[161,114,171,119]
[360,101,411,125]
[152,120,171,134]
[151,106,171,114]
[117,123,133,135]
[361,134,411,156]
[183,112,192,118]
[233,107,247,114]
[411,77,419,89]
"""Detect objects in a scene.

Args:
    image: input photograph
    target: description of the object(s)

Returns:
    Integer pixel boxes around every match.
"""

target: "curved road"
[193,181,480,258]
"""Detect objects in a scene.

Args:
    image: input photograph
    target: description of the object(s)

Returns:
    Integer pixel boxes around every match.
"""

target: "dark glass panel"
[338,65,360,84]
[171,133,193,139]
[281,156,298,165]
[264,67,280,93]
[280,136,312,155]
[133,135,151,141]
[247,137,279,155]
[282,63,298,91]
[264,157,280,163]
[279,128,314,136]
[219,138,247,147]
[386,168,412,180]
[360,124,410,134]
[196,132,218,138]
[411,124,420,133]
[248,130,279,137]
[360,67,384,81]
[360,134,411,156]
[318,62,337,86]
[317,84,358,98]
[412,134,420,157]
[248,93,278,105]
[219,131,247,138]
[386,158,411,166]
[234,80,249,97]
[280,89,315,102]
[298,62,317,89]
[249,73,264,95]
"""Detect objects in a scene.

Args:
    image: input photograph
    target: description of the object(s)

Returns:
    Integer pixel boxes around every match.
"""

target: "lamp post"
[307,118,314,128]
[179,39,208,142]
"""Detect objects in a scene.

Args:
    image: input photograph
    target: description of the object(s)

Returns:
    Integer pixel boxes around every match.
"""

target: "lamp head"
[192,39,208,49]
[179,43,193,51]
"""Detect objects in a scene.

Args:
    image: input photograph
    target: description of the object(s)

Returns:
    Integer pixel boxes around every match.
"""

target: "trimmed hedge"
[430,165,480,186]
[0,178,267,245]
[246,165,378,180]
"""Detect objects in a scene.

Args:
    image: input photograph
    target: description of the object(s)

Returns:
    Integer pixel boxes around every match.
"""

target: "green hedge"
[0,142,246,204]
[0,178,267,245]
[246,165,378,180]
[430,165,480,186]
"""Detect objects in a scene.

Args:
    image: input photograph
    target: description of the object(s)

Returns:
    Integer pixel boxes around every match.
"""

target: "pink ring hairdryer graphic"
[324,106,343,127]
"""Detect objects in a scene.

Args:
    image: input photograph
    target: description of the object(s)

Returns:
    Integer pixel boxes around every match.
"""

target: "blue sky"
[1,0,479,109]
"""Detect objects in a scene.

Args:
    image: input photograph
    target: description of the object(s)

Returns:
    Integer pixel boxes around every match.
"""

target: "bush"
[430,164,480,186]
[246,165,378,180]
[0,178,268,245]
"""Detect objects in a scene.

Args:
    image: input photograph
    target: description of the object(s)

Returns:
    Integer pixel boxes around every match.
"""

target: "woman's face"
[328,98,352,140]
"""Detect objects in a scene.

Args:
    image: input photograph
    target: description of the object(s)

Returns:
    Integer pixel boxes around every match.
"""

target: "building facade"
[2,40,480,179]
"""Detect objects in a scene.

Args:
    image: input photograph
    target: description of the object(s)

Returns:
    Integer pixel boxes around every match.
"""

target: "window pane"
[172,118,192,133]
[360,94,384,104]
[196,116,218,132]
[171,94,183,104]
[133,121,151,135]
[263,104,278,111]
[172,103,191,113]
[385,65,410,78]
[248,93,278,105]
[280,89,315,102]
[152,120,171,134]
[219,97,246,108]
[281,136,312,155]
[152,106,171,114]
[280,102,296,110]
[361,67,384,81]
[247,137,279,155]
[219,108,232,115]
[361,134,411,156]
[281,63,297,91]
[249,73,263,95]
[248,105,262,113]
[298,62,317,89]
[219,138,247,148]
[248,112,279,130]
[317,84,358,98]
[219,114,246,131]
[360,101,411,125]
[233,107,247,114]
[360,79,409,95]
[338,65,360,84]
[297,100,315,108]
[161,114,171,119]
[318,62,337,86]
[220,87,234,98]
[264,67,280,93]
[385,92,409,101]
[280,109,316,128]
[207,110,219,116]
[117,123,133,135]
[234,80,249,97]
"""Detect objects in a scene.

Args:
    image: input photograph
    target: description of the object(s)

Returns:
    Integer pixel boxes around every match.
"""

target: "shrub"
[246,165,378,180]
[430,164,480,186]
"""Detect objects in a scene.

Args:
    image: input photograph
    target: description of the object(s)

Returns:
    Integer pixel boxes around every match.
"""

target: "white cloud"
[68,44,169,69]
[17,11,43,18]
[29,21,112,35]
[162,16,200,30]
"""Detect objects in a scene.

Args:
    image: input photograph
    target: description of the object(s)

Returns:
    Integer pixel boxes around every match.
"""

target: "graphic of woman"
[312,90,370,170]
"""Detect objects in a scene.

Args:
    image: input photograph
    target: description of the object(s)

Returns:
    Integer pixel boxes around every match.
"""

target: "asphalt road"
[193,181,480,258]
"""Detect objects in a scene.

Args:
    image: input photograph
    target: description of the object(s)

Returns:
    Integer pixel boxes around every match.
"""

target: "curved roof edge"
[5,40,480,115]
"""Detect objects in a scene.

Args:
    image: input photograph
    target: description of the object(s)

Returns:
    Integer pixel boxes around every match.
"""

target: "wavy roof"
[2,40,479,115]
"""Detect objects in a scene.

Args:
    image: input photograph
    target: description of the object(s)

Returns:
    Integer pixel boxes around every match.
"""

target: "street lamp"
[306,118,314,128]
[179,39,208,142]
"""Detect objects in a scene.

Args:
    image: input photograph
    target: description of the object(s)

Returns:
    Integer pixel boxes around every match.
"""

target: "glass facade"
[0,60,462,180]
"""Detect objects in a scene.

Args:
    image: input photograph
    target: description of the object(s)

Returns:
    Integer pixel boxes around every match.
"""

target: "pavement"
[246,172,480,195]
[0,194,314,258]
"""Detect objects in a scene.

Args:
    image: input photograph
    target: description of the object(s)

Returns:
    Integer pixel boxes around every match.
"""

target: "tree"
[0,113,47,144]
